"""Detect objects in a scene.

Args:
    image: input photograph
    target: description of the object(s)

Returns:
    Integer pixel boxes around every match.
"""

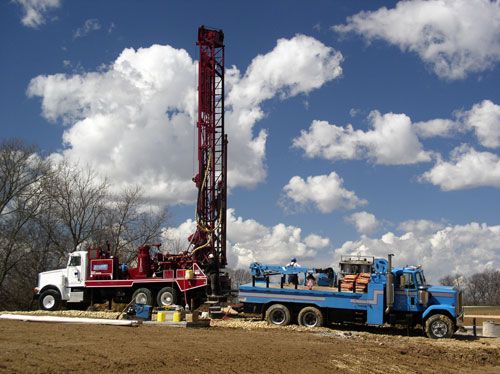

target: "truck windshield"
[416,271,426,286]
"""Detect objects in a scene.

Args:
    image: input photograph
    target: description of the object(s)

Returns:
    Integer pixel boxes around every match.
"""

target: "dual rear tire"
[265,304,323,328]
[131,287,177,307]
[298,306,323,327]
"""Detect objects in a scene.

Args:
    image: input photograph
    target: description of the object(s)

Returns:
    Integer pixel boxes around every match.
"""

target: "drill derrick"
[190,26,227,268]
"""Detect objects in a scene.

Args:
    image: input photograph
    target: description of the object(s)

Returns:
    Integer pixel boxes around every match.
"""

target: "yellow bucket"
[173,310,182,322]
[185,269,194,279]
[157,311,166,322]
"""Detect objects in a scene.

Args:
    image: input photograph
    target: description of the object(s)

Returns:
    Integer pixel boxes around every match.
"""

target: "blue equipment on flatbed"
[239,254,464,339]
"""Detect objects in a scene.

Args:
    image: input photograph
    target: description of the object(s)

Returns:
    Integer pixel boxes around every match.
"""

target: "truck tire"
[156,287,177,306]
[298,306,323,328]
[39,289,62,311]
[132,288,153,305]
[425,314,454,339]
[265,304,291,326]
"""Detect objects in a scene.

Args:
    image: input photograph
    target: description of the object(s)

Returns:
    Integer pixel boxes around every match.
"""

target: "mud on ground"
[0,319,499,373]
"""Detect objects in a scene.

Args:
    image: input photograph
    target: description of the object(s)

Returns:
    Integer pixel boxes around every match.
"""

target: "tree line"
[440,269,500,306]
[0,139,168,310]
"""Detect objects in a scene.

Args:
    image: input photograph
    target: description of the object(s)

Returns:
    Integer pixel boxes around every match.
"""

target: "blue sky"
[2,0,500,280]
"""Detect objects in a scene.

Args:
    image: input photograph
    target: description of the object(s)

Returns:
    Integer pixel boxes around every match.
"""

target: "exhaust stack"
[385,253,394,314]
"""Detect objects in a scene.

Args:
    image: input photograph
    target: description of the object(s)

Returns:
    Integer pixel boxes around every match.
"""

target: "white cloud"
[163,209,331,269]
[345,211,379,235]
[333,0,500,80]
[410,99,500,143]
[335,221,500,282]
[28,36,343,205]
[413,118,458,138]
[227,35,342,108]
[14,0,61,28]
[421,144,500,190]
[29,44,197,204]
[225,35,343,187]
[459,99,500,148]
[293,111,433,165]
[73,18,101,39]
[397,219,446,235]
[282,172,367,214]
[304,234,330,249]
[349,108,361,118]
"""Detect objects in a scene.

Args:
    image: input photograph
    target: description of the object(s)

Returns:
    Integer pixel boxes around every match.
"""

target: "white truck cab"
[35,251,88,310]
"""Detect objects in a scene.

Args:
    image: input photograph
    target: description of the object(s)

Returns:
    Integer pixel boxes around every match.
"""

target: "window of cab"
[399,273,416,289]
[416,271,426,286]
[68,255,81,267]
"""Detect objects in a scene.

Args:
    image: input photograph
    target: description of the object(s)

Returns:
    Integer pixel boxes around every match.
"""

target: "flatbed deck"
[252,282,364,294]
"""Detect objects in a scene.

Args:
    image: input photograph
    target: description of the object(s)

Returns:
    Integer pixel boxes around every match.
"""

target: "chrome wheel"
[159,291,174,306]
[135,292,148,304]
[42,295,55,309]
[156,287,176,307]
[431,320,448,338]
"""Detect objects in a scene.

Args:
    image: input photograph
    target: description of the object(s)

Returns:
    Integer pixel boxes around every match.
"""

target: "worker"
[205,253,219,296]
[286,257,300,286]
[306,273,316,290]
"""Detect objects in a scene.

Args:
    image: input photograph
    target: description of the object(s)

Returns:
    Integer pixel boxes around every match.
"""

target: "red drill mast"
[190,26,227,268]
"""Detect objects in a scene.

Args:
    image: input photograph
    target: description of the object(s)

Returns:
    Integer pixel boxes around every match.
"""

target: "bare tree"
[0,141,171,309]
[163,236,187,254]
[94,186,168,263]
[440,270,500,306]
[466,269,500,306]
[44,160,108,253]
[0,140,50,302]
[227,267,252,289]
[439,273,465,291]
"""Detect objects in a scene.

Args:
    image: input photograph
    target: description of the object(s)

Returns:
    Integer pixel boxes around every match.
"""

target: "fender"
[422,304,456,320]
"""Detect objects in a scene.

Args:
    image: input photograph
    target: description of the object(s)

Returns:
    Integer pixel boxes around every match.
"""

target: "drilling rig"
[190,26,227,270]
[34,26,229,311]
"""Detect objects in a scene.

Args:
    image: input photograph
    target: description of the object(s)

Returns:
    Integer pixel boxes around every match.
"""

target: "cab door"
[403,273,418,312]
[67,254,84,287]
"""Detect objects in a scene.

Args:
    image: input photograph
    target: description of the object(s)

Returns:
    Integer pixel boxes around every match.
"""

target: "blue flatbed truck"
[238,254,464,339]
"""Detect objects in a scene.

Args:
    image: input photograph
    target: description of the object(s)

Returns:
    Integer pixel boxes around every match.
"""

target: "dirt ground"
[0,319,499,373]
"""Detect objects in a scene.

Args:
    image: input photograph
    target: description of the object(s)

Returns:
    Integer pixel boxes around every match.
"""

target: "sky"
[1,0,500,282]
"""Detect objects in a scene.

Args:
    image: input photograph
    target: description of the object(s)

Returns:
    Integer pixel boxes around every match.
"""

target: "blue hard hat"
[291,257,297,263]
